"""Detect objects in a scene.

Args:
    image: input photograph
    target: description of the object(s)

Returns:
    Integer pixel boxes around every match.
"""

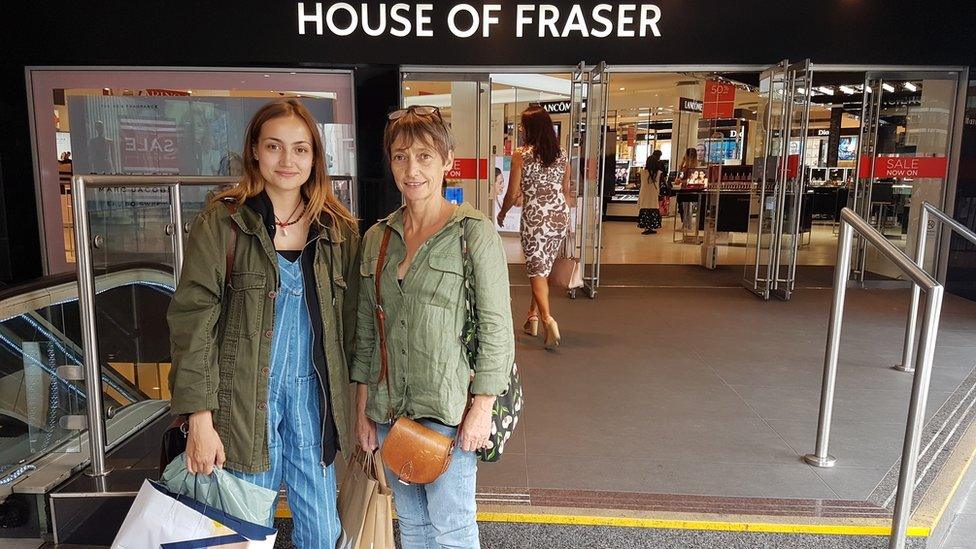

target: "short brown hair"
[383,109,455,162]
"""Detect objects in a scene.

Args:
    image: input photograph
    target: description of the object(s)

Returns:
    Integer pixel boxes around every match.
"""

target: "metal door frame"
[743,59,812,300]
[579,62,610,298]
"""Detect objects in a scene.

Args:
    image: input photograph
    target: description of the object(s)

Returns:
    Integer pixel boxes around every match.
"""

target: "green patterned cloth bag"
[460,222,523,463]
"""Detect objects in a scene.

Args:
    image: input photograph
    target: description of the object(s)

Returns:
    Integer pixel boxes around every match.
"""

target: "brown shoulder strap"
[223,201,239,287]
[374,228,394,415]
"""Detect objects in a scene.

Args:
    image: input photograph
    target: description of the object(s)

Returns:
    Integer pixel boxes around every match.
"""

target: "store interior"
[402,68,955,283]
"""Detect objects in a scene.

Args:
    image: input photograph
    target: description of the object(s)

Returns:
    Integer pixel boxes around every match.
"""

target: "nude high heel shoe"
[543,317,560,350]
[523,315,539,337]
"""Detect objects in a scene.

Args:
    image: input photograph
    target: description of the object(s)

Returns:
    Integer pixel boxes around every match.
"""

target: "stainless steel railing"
[802,207,944,549]
[71,175,237,476]
[895,202,976,373]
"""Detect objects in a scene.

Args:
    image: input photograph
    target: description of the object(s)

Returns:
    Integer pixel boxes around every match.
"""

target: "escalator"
[0,263,177,543]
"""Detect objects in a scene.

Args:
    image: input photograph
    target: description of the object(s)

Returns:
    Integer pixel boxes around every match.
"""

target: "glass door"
[849,71,960,282]
[400,72,492,216]
[742,59,812,300]
[578,62,609,298]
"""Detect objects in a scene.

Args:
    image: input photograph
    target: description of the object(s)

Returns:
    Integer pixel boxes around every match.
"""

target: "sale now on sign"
[858,156,948,179]
[447,158,489,179]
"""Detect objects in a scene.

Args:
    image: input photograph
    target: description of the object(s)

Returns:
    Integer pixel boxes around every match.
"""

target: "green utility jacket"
[351,203,515,426]
[168,199,360,473]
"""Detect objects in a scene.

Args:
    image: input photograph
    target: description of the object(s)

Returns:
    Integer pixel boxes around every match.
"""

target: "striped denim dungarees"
[227,253,340,548]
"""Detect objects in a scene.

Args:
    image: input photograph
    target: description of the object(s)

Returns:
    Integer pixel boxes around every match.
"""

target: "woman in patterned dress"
[497,106,573,350]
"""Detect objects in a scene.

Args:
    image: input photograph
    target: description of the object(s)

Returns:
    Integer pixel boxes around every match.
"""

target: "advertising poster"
[495,155,521,233]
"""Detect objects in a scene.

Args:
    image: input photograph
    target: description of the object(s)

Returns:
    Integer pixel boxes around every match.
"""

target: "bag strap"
[222,201,239,288]
[374,226,394,419]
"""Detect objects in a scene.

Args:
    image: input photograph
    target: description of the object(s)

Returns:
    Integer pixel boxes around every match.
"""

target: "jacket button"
[261,367,270,375]
[400,349,406,355]
[258,402,267,411]
[265,329,273,338]
[268,290,277,299]
[400,320,406,327]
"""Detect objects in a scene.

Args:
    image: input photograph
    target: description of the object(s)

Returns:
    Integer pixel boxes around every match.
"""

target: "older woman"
[351,105,515,549]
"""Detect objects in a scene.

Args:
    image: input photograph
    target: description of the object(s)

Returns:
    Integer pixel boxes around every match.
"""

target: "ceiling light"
[405,86,411,91]
[882,83,895,92]
[839,85,855,95]
[619,87,626,91]
[818,86,834,96]
[904,82,917,92]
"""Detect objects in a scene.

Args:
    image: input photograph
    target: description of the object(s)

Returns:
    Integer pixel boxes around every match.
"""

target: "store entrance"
[400,62,964,300]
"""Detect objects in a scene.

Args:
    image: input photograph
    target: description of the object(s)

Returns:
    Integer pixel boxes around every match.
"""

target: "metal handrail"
[896,202,976,373]
[71,175,237,476]
[802,207,944,549]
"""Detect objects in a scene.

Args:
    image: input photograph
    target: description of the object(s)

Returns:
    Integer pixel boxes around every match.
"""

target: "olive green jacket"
[167,200,360,473]
[351,203,514,426]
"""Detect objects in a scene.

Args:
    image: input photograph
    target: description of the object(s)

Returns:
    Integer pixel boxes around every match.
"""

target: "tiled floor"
[502,218,853,266]
[478,284,976,504]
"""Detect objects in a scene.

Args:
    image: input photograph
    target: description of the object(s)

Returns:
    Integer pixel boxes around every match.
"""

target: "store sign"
[679,97,702,113]
[627,126,636,145]
[297,3,663,38]
[702,80,736,119]
[858,156,948,179]
[536,100,573,115]
[448,157,488,179]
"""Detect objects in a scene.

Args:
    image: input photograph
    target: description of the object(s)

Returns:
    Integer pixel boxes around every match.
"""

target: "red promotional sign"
[119,117,180,174]
[627,126,636,146]
[447,158,489,179]
[703,80,736,119]
[858,156,948,179]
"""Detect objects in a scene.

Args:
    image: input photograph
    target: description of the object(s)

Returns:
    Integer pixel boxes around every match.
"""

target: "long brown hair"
[214,98,357,234]
[521,105,560,167]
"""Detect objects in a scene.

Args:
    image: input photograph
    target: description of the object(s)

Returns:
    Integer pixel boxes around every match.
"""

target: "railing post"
[889,284,944,549]
[170,182,185,287]
[803,218,854,468]
[71,176,110,477]
[895,206,928,373]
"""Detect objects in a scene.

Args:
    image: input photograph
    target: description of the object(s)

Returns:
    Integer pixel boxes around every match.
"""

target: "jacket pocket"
[226,271,267,340]
[425,252,464,309]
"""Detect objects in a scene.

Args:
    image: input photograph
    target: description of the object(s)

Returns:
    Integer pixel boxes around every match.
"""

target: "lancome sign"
[297,3,663,38]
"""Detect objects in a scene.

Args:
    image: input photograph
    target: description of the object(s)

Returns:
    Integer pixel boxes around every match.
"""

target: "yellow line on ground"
[923,423,976,530]
[275,507,929,537]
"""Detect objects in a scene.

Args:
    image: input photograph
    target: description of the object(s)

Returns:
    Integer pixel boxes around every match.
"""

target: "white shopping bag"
[112,479,277,548]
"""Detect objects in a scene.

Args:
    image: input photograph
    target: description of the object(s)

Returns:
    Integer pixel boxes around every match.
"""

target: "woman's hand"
[496,210,507,227]
[355,383,378,451]
[459,395,496,452]
[356,412,378,452]
[185,411,225,475]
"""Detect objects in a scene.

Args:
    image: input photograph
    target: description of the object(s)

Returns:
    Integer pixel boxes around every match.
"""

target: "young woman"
[352,105,514,549]
[497,105,573,349]
[638,149,664,235]
[168,99,360,548]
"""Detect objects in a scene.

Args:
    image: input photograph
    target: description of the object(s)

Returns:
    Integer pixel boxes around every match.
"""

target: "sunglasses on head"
[388,105,442,120]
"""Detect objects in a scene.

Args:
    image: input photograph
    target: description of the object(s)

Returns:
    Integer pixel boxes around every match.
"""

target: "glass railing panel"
[0,267,175,468]
[86,185,176,274]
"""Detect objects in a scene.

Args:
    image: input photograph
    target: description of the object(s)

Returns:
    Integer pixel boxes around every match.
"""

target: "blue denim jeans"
[376,419,479,549]
[226,255,340,548]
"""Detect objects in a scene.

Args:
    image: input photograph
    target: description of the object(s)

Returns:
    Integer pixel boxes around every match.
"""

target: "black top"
[244,191,340,467]
[276,250,301,262]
